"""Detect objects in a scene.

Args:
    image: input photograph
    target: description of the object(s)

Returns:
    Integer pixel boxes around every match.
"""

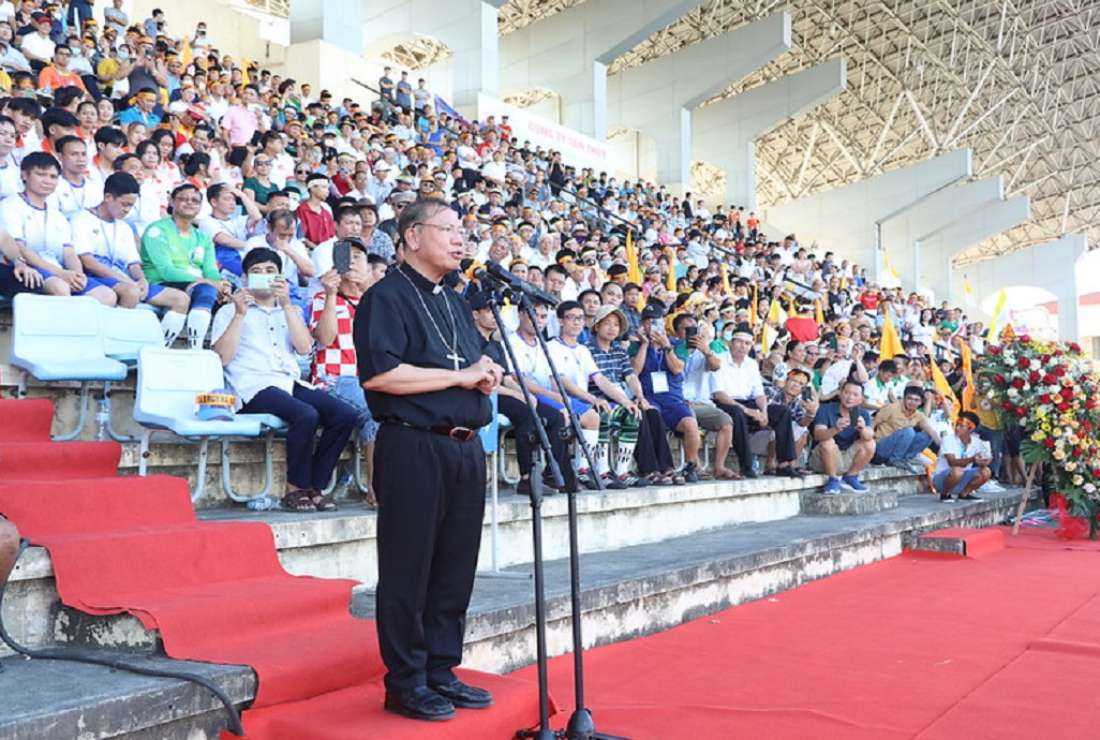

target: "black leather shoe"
[384,686,456,721]
[429,678,493,709]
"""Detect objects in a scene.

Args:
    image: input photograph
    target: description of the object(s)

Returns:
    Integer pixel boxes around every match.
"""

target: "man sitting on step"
[872,385,940,473]
[932,411,993,503]
[810,380,876,495]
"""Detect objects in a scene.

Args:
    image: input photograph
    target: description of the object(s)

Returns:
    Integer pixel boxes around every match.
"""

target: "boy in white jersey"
[73,172,192,344]
[50,135,103,219]
[0,151,114,304]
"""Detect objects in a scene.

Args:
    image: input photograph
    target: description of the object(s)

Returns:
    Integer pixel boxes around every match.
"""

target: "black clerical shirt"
[355,263,492,429]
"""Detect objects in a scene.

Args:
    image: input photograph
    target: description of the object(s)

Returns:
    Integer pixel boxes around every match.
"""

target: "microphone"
[459,258,485,281]
[474,261,559,307]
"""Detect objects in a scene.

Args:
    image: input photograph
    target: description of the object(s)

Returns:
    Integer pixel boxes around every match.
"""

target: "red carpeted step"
[231,669,546,739]
[0,440,121,480]
[0,398,55,442]
[0,476,194,537]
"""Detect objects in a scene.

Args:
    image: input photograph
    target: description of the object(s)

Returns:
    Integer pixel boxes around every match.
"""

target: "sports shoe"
[682,463,700,484]
[600,472,626,490]
[822,476,842,495]
[979,480,1005,493]
[840,474,869,492]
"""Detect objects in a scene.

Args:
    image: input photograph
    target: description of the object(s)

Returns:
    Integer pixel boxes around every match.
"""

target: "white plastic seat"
[12,294,127,382]
[11,294,128,440]
[99,304,165,365]
[135,346,287,504]
[135,347,264,438]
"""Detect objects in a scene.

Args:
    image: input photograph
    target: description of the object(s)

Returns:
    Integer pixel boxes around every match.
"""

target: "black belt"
[382,420,479,443]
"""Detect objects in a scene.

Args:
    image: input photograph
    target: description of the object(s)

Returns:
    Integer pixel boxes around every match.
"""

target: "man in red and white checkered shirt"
[310,241,388,503]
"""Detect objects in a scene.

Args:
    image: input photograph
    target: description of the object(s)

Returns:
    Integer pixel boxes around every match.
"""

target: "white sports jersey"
[0,193,72,266]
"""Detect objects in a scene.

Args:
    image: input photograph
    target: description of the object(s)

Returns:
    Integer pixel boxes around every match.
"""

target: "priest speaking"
[355,197,504,722]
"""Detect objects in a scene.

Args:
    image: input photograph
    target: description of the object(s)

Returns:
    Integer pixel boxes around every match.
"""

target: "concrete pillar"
[363,0,505,113]
[693,58,846,211]
[605,11,792,194]
[291,0,362,55]
[765,149,973,273]
[881,176,1004,291]
[915,195,1030,300]
[952,234,1088,341]
[499,0,707,138]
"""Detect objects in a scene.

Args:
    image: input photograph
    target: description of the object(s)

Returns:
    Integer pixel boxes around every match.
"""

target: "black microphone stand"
[487,287,559,740]
[518,295,627,740]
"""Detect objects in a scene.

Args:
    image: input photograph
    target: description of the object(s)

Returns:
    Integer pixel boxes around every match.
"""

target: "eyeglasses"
[562,313,586,322]
[415,223,460,235]
[174,195,202,204]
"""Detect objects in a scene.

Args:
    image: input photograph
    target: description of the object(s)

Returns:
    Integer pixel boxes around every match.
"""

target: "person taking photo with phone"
[211,247,359,513]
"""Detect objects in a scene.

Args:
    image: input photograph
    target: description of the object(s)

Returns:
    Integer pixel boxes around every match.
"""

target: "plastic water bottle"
[751,456,763,476]
[246,495,277,511]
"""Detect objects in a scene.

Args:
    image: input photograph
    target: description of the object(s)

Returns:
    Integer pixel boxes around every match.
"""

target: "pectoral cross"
[448,351,465,370]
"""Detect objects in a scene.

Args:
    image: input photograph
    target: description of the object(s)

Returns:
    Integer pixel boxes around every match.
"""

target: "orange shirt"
[38,66,86,93]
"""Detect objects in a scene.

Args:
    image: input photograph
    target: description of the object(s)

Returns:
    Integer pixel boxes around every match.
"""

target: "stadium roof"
[497,0,1100,265]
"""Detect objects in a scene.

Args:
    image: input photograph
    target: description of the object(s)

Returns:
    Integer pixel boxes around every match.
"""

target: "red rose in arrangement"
[989,345,1002,355]
[1044,438,1056,449]
[1029,370,1041,383]
[1060,387,1074,400]
[1053,365,1066,377]
[1020,335,1031,343]
[1016,407,1027,417]
[1041,355,1051,364]
[1012,378,1026,390]
[1041,394,1052,404]
[994,373,1006,385]
[1069,342,1082,353]
[1043,373,1057,384]
[1018,357,1031,369]
[1057,402,1071,412]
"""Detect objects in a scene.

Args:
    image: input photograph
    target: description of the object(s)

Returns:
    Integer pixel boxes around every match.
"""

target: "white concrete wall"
[499,0,706,139]
[290,0,361,54]
[765,149,973,274]
[952,234,1088,341]
[693,58,846,211]
[881,176,1005,291]
[362,0,504,114]
[126,0,288,66]
[605,11,792,193]
[918,195,1030,300]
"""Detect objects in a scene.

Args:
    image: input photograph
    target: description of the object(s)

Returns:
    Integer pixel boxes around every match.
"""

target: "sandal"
[311,490,338,511]
[714,468,742,480]
[281,488,316,512]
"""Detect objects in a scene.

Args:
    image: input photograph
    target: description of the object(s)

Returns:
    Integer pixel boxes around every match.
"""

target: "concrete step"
[2,467,917,657]
[0,488,1023,739]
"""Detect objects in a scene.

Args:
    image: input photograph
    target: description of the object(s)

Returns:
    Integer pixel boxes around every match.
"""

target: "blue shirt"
[117,106,160,127]
[637,346,685,404]
[812,402,873,451]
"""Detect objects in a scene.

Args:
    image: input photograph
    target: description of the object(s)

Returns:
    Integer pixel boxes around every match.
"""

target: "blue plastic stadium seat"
[99,304,165,366]
[134,346,263,438]
[11,294,127,382]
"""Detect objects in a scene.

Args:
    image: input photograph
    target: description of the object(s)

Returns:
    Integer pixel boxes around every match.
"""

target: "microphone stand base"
[566,708,630,740]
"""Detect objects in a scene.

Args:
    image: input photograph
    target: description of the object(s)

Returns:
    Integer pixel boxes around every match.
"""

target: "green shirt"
[243,177,279,205]
[140,217,220,285]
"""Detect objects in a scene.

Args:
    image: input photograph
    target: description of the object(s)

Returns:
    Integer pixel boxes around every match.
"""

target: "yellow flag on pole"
[930,359,959,422]
[664,248,677,292]
[749,283,758,328]
[986,288,1008,338]
[959,340,977,413]
[762,297,786,353]
[879,312,905,359]
[814,298,825,326]
[625,232,642,286]
[719,263,733,297]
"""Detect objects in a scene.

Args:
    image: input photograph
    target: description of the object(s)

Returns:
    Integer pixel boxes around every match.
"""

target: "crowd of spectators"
[0,3,1011,509]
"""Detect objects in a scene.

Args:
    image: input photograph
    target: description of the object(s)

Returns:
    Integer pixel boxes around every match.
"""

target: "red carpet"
[519,527,1100,739]
[0,399,541,737]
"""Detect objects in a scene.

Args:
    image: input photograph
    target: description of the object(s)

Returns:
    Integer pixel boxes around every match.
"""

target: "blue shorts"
[535,393,592,419]
[933,468,979,496]
[36,267,110,296]
[216,245,243,276]
[651,396,693,433]
[93,274,165,300]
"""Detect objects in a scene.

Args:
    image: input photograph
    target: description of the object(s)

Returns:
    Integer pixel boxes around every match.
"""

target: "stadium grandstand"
[0,1,1098,738]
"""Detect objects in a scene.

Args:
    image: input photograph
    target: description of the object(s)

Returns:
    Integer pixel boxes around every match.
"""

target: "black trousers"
[715,400,797,467]
[635,408,674,475]
[497,394,568,477]
[374,424,486,691]
[241,384,357,490]
[0,263,40,299]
